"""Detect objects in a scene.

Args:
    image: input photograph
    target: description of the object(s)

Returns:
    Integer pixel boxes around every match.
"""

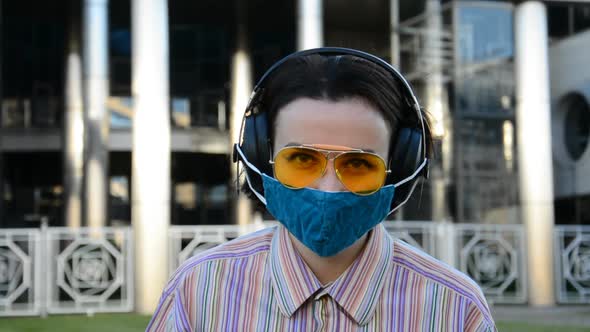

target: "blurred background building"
[1,0,589,229]
[0,0,589,314]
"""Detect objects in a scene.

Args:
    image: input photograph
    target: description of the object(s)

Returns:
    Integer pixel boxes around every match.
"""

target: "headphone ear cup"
[253,111,272,175]
[239,111,272,194]
[388,127,424,210]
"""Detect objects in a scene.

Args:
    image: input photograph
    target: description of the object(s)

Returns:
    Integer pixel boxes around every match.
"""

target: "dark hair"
[239,53,433,203]
[263,54,421,146]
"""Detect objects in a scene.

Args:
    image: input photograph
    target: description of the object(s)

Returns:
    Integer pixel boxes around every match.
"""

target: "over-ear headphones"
[233,47,429,211]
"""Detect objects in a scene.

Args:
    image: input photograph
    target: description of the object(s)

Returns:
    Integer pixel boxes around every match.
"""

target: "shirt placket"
[313,288,331,332]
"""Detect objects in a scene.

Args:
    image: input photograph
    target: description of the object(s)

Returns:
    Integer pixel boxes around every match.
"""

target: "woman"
[147,48,496,331]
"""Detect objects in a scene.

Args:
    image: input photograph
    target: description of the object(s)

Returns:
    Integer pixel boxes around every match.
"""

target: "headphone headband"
[252,47,421,112]
[245,47,426,166]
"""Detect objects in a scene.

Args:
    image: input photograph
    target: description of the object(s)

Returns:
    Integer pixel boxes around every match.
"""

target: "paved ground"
[492,305,590,327]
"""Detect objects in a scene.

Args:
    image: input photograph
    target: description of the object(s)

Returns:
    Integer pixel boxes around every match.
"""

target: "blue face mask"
[262,173,394,256]
[234,144,427,257]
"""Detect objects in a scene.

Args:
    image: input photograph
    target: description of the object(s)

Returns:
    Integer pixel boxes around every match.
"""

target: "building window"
[564,94,590,161]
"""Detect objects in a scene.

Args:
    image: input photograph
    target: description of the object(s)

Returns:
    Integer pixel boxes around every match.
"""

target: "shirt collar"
[269,224,394,325]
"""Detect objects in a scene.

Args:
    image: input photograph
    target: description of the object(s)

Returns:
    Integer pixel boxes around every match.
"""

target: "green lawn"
[0,314,589,331]
[496,321,590,332]
[0,314,152,332]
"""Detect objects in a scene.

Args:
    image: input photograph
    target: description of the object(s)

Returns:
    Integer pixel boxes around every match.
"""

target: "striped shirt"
[147,224,496,331]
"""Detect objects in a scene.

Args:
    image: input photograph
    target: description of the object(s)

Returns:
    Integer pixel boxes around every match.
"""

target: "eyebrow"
[282,141,377,153]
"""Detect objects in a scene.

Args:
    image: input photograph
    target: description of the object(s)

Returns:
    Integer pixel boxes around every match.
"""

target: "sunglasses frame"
[269,144,392,195]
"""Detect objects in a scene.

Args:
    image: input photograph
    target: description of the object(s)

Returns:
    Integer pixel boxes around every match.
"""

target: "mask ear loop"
[387,157,428,215]
[388,179,420,215]
[234,144,268,206]
[235,88,266,199]
[393,157,428,188]
[235,91,254,197]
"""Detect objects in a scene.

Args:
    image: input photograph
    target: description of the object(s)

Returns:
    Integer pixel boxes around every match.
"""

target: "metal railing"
[554,225,590,304]
[454,223,527,304]
[169,221,528,304]
[2,222,589,316]
[0,228,42,316]
[168,224,265,273]
[0,226,133,317]
[45,227,133,315]
[382,221,437,255]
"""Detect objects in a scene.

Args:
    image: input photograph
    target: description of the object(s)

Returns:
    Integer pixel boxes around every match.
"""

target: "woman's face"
[273,97,391,193]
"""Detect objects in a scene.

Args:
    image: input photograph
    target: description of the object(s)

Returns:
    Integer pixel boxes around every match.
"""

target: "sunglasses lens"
[274,147,326,188]
[335,153,387,195]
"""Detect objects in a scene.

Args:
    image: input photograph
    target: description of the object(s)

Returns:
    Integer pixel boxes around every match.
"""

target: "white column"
[83,0,109,229]
[65,2,84,229]
[390,0,406,221]
[423,0,447,142]
[132,0,171,314]
[0,0,4,227]
[230,4,253,226]
[390,0,400,68]
[297,0,323,50]
[422,0,450,223]
[514,1,555,306]
[436,221,456,267]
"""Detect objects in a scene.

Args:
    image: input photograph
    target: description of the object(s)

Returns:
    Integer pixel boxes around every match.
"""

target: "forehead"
[273,98,391,157]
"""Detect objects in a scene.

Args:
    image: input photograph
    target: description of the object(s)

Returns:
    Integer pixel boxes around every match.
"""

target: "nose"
[311,160,347,192]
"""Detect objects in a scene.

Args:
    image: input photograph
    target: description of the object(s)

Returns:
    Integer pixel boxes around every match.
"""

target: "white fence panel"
[454,223,527,304]
[168,221,437,277]
[0,228,41,316]
[168,224,265,274]
[45,227,133,314]
[168,222,527,304]
[554,225,590,304]
[4,221,589,316]
[382,221,437,256]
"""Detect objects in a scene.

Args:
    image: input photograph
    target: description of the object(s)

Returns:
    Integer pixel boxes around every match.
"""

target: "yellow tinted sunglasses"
[269,144,391,195]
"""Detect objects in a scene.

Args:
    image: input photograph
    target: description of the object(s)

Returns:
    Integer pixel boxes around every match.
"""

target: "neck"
[289,233,369,285]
